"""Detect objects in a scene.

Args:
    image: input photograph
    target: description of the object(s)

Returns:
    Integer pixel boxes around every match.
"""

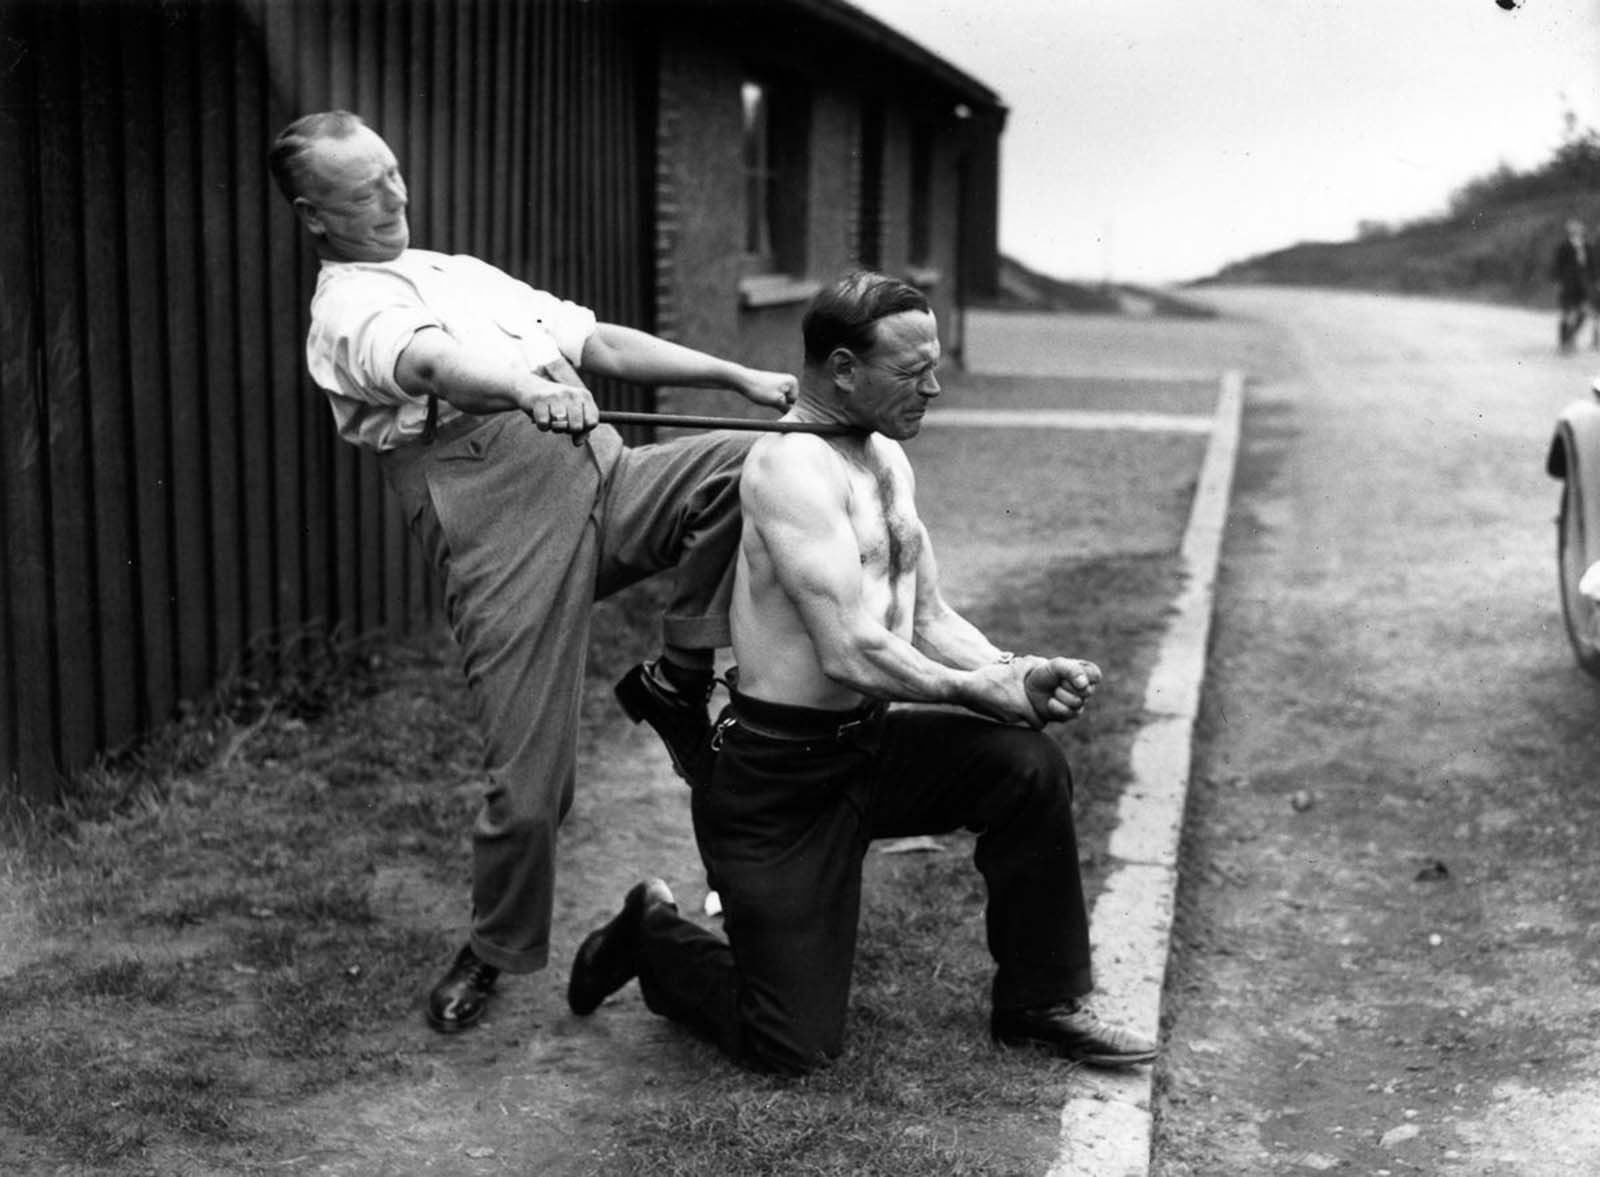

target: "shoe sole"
[568,880,677,1017]
[567,926,619,1017]
[426,1003,488,1034]
[993,1033,1157,1068]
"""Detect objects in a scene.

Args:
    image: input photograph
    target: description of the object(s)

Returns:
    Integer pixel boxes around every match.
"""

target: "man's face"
[844,310,941,440]
[295,126,410,262]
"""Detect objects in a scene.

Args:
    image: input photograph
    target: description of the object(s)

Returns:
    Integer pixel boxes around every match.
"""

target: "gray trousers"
[381,412,754,971]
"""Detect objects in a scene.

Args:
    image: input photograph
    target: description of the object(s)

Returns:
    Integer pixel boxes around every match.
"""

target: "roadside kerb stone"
[1048,369,1245,1177]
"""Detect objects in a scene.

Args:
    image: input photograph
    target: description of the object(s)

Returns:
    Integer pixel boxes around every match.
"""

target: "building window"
[909,124,932,265]
[740,74,810,281]
[741,81,773,259]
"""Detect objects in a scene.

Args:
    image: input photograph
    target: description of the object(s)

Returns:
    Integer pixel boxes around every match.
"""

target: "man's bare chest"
[843,460,922,585]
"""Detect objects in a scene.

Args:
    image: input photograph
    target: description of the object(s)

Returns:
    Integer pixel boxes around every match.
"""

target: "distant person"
[1550,218,1595,352]
[1588,261,1600,351]
[566,271,1158,1075]
[268,110,797,1035]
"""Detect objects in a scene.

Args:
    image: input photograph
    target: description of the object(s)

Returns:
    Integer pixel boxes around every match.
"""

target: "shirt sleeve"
[306,267,440,405]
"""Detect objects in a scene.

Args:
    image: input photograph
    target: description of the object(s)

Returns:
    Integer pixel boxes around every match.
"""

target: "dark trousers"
[634,689,1095,1075]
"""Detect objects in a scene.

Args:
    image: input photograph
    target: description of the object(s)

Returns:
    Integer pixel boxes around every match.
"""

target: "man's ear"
[827,347,858,394]
[292,196,325,237]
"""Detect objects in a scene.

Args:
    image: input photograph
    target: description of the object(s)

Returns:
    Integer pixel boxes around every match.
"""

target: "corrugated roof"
[660,0,1007,116]
[779,0,1005,112]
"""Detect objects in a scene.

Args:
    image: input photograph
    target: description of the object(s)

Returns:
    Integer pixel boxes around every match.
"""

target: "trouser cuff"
[661,613,731,651]
[991,968,1094,1013]
[470,934,550,975]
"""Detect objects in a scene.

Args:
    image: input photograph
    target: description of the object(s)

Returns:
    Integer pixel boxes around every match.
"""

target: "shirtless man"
[567,272,1157,1075]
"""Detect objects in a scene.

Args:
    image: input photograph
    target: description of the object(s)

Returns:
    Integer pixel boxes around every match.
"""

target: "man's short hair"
[268,110,368,203]
[802,271,931,364]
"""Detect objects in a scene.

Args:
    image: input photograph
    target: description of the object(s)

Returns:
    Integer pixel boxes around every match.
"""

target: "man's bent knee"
[993,728,1074,800]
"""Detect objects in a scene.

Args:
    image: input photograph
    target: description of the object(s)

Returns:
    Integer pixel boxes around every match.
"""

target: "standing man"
[568,271,1157,1075]
[1550,218,1595,352]
[268,110,797,1033]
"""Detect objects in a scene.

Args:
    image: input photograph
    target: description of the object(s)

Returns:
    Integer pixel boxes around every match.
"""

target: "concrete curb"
[1048,369,1246,1177]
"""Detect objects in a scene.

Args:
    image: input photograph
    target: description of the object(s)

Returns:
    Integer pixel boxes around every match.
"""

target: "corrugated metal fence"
[0,0,658,802]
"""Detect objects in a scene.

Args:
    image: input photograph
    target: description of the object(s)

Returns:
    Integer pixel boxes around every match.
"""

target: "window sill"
[739,274,822,309]
[904,265,942,289]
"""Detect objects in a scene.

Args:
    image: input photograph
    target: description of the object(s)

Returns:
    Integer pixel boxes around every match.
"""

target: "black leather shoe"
[614,661,714,785]
[426,944,500,1033]
[991,1001,1158,1068]
[568,879,676,1016]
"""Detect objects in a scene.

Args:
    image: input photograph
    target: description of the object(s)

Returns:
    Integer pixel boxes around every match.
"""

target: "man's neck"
[787,380,871,436]
[318,244,409,264]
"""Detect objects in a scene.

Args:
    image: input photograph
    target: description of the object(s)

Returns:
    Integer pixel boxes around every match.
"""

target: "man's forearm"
[397,332,549,415]
[912,603,1007,671]
[583,323,746,389]
[819,622,1031,723]
[821,623,967,705]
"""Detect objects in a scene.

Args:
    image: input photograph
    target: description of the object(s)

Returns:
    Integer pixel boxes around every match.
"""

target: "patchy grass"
[971,551,1185,865]
[0,626,475,1173]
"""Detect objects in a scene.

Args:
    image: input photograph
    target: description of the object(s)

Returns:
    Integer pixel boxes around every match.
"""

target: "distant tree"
[1551,109,1600,188]
[1447,161,1520,218]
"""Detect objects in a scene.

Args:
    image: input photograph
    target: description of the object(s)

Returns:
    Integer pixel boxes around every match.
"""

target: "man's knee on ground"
[745,1027,835,1077]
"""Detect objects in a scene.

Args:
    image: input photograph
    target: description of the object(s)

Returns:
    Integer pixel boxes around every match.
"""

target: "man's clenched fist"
[1022,657,1102,725]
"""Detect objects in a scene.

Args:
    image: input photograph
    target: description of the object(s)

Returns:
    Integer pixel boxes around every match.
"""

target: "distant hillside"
[986,253,1217,319]
[1201,124,1600,307]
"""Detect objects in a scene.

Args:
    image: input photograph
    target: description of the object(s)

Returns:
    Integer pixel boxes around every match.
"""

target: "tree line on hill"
[1200,114,1600,307]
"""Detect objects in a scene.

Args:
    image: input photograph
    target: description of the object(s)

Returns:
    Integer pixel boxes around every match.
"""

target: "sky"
[852,0,1600,285]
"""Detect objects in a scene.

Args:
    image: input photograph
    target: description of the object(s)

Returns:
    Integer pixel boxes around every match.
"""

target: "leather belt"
[716,698,886,745]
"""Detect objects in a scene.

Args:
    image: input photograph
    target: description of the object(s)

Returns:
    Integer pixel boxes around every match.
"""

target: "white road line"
[924,408,1214,434]
[1048,369,1246,1177]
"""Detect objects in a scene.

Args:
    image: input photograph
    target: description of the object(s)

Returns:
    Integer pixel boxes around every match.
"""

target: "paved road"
[1150,288,1600,1175]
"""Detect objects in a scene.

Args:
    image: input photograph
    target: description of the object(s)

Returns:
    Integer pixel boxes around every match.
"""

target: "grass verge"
[0,546,1178,1175]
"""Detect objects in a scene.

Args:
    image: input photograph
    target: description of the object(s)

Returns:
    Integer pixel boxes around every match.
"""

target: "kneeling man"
[568,271,1156,1074]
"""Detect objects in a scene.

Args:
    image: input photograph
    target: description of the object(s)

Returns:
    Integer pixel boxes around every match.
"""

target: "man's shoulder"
[313,249,475,309]
[744,433,848,504]
[749,430,841,472]
[315,253,418,294]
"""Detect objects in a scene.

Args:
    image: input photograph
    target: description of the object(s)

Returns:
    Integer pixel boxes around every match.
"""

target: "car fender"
[1548,394,1600,560]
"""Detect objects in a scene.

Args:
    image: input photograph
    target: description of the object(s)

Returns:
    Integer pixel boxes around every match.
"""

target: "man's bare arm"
[395,325,599,433]
[581,323,797,409]
[745,440,1066,726]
